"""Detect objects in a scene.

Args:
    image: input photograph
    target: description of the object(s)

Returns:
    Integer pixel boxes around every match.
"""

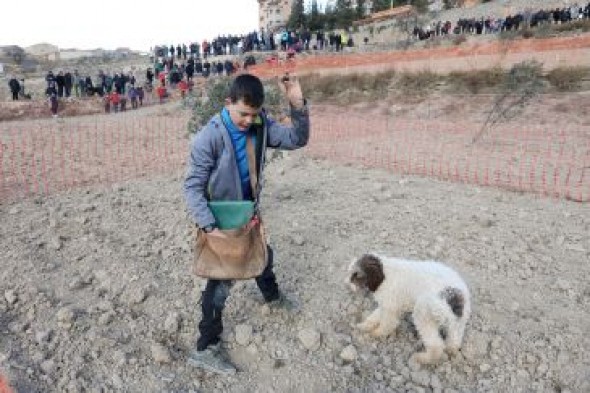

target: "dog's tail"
[439,286,465,318]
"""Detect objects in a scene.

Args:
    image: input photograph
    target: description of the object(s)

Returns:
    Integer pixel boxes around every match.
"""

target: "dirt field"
[1,151,589,392]
[1,34,590,393]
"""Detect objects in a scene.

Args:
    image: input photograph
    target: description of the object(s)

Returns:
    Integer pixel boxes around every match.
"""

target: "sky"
[2,0,330,52]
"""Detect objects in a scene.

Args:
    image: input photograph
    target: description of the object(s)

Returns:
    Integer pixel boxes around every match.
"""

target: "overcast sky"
[2,1,330,52]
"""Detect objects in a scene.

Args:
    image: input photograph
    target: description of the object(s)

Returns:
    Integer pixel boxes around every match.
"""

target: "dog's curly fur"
[349,253,471,365]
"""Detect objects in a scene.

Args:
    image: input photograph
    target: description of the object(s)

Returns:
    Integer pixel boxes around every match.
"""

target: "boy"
[103,93,111,113]
[183,73,309,375]
[128,85,138,109]
[46,83,59,118]
[178,79,188,99]
[137,86,144,106]
[109,90,120,112]
[156,83,167,104]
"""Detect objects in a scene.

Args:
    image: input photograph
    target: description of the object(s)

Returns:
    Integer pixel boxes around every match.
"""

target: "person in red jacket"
[109,90,121,112]
[156,82,167,104]
[178,79,188,99]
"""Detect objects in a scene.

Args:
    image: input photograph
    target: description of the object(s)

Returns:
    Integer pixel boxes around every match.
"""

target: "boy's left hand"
[279,74,304,109]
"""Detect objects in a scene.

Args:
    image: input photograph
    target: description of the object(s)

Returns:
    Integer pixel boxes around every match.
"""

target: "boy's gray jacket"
[184,106,310,228]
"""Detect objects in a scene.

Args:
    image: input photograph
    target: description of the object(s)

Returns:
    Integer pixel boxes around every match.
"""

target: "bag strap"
[246,136,258,199]
[252,114,267,214]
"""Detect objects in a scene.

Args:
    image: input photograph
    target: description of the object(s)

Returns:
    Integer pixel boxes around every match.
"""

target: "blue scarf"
[221,108,255,200]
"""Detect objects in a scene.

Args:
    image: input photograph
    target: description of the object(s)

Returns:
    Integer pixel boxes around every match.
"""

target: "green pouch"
[208,201,255,230]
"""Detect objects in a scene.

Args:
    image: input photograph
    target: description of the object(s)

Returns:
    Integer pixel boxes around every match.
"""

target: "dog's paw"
[410,351,440,366]
[369,327,391,338]
[356,321,378,332]
[445,346,460,357]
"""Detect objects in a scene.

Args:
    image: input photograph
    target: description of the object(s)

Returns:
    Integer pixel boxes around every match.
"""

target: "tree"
[355,0,367,19]
[410,0,430,13]
[372,0,393,12]
[287,0,306,30]
[323,2,338,30]
[333,0,355,28]
[308,0,323,31]
[443,0,465,10]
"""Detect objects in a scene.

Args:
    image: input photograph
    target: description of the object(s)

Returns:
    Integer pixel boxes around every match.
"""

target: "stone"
[163,312,180,334]
[57,307,75,326]
[35,329,53,344]
[411,370,431,387]
[151,343,171,364]
[298,327,321,351]
[40,359,56,374]
[339,345,358,362]
[235,324,253,346]
[4,290,18,305]
[291,234,306,246]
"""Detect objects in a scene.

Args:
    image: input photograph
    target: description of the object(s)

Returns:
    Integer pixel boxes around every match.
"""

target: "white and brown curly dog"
[348,253,471,365]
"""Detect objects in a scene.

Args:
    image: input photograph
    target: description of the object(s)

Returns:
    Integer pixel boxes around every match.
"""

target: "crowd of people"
[7,2,590,117]
[152,27,355,65]
[38,69,148,117]
[414,2,590,40]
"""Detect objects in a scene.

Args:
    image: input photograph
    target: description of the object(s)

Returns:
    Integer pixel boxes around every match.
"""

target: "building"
[257,0,375,32]
[258,0,294,32]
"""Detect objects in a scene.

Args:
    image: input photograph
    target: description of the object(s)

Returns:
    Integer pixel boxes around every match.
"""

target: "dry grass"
[452,35,468,46]
[498,20,590,42]
[300,70,396,103]
[294,62,588,103]
[396,70,440,95]
[552,19,590,34]
[446,67,505,93]
[545,66,590,92]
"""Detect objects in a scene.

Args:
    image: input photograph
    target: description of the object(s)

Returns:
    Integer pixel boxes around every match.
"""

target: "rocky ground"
[1,149,589,392]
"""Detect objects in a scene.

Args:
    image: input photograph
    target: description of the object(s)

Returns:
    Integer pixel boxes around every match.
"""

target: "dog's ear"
[358,254,385,292]
[350,269,367,288]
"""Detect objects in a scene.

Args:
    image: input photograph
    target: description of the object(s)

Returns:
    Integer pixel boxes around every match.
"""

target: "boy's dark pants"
[197,245,279,351]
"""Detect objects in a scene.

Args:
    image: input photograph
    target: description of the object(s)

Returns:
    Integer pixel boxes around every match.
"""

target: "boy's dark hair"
[228,74,264,108]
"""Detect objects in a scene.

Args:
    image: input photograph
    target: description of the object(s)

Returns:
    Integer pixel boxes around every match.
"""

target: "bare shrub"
[521,28,535,39]
[301,70,396,102]
[498,30,519,41]
[552,19,590,34]
[546,66,590,92]
[473,60,545,143]
[396,70,440,95]
[452,35,467,46]
[446,67,504,93]
[300,74,348,100]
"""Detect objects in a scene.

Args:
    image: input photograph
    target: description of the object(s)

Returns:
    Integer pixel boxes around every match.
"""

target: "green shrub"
[187,77,284,134]
[502,60,545,93]
[188,77,231,133]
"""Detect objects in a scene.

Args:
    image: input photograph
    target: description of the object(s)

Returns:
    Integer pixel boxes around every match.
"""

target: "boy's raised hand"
[279,73,304,109]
